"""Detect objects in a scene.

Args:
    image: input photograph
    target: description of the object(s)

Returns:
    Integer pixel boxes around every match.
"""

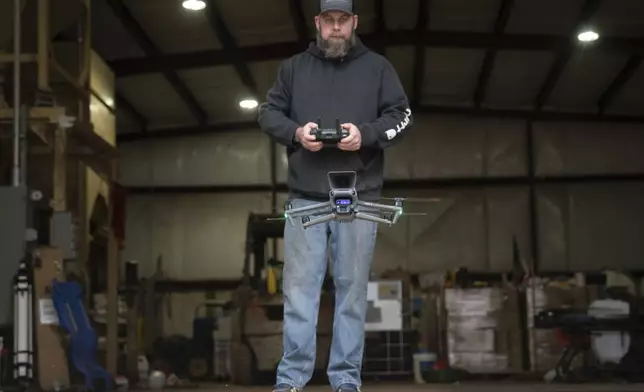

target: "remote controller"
[310,117,349,144]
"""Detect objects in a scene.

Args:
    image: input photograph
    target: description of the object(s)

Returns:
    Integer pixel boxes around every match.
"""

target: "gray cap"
[320,0,353,15]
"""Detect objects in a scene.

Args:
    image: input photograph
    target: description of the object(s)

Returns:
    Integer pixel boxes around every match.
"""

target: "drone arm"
[392,211,402,224]
[286,201,333,217]
[357,200,400,213]
[355,212,394,225]
[303,213,337,228]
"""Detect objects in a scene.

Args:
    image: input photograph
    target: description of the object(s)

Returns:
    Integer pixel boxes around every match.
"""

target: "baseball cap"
[320,0,353,15]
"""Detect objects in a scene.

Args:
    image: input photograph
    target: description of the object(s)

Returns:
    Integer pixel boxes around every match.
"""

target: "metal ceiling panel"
[592,0,644,37]
[121,192,274,279]
[374,186,530,273]
[383,0,419,31]
[248,60,286,102]
[116,74,196,128]
[178,65,258,122]
[536,182,644,271]
[545,50,629,113]
[91,0,147,60]
[603,64,644,116]
[404,115,527,178]
[533,122,644,176]
[485,51,555,110]
[428,0,502,32]
[118,141,155,186]
[216,0,298,46]
[116,114,141,135]
[179,192,274,279]
[505,0,586,35]
[421,48,486,107]
[117,132,272,187]
[125,0,222,53]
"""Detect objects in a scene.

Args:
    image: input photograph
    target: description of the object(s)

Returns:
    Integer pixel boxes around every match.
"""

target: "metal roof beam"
[597,54,642,115]
[116,93,147,133]
[412,0,430,107]
[533,0,603,110]
[205,0,258,97]
[289,0,309,44]
[116,104,644,143]
[109,30,644,77]
[105,0,208,124]
[473,0,515,108]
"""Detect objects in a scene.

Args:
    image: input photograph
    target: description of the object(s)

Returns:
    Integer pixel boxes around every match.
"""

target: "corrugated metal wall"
[118,114,644,280]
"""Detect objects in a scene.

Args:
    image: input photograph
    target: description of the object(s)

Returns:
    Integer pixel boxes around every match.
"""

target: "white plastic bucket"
[412,352,436,384]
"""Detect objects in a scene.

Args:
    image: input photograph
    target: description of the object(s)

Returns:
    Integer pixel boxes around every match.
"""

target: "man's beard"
[316,29,356,59]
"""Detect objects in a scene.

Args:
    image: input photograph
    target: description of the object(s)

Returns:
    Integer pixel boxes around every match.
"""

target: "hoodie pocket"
[349,151,365,172]
[288,149,364,179]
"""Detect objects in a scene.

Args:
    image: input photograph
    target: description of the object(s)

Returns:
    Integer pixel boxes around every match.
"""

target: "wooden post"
[51,127,66,212]
[105,159,119,374]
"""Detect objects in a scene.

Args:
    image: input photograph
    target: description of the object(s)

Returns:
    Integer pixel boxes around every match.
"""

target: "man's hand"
[338,123,361,151]
[296,122,323,152]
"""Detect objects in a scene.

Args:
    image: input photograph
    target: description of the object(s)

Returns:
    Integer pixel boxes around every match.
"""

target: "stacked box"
[445,287,523,374]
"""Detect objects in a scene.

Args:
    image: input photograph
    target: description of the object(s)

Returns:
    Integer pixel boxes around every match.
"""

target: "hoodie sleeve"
[359,59,413,149]
[258,59,300,146]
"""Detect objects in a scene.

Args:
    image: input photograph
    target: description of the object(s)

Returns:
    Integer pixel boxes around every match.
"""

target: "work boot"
[273,383,300,392]
[336,384,360,392]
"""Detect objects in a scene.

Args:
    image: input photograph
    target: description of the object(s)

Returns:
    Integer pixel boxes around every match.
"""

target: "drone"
[281,171,435,229]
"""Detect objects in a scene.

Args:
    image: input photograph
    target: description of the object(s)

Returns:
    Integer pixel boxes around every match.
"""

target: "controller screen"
[335,198,352,206]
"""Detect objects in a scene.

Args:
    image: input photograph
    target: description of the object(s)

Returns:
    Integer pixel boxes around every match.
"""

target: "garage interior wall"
[117,114,644,336]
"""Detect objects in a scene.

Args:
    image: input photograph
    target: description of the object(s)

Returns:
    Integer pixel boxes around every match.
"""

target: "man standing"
[258,1,413,391]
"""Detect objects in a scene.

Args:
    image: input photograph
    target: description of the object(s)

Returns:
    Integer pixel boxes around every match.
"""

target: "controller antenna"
[317,117,322,128]
[335,118,340,131]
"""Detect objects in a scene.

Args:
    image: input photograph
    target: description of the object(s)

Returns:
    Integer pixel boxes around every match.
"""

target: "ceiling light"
[182,0,206,11]
[239,99,258,109]
[577,30,599,42]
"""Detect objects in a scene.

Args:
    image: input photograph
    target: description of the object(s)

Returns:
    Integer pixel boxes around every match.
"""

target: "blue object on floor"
[50,279,113,391]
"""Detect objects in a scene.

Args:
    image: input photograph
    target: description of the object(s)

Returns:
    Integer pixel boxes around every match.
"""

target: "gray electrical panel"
[0,186,27,326]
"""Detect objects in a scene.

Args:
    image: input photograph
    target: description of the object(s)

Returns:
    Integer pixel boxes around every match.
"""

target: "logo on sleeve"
[385,108,412,140]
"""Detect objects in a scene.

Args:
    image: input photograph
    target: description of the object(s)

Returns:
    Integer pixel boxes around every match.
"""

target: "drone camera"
[328,171,357,191]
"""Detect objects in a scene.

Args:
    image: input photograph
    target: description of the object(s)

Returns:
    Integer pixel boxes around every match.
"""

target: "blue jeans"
[276,198,378,390]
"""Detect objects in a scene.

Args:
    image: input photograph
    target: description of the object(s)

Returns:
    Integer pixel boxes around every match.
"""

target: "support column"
[106,160,119,374]
[52,127,67,212]
[37,0,50,92]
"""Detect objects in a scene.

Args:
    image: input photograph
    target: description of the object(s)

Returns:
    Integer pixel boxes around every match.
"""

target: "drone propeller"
[380,196,442,203]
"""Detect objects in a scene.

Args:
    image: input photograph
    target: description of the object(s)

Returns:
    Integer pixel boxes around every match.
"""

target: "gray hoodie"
[258,37,413,201]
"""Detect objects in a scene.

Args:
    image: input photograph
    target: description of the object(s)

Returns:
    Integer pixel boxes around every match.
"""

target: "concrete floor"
[184,382,644,392]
